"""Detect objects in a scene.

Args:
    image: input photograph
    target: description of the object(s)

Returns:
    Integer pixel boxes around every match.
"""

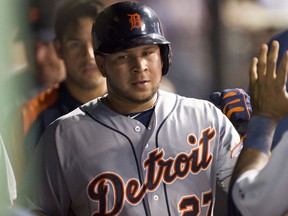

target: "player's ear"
[95,55,106,77]
[53,39,64,59]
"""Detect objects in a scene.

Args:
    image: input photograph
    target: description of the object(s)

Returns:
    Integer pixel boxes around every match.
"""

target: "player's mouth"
[82,64,99,73]
[131,80,150,88]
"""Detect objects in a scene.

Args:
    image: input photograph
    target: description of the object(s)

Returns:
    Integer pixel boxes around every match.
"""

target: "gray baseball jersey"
[22,90,241,216]
[232,130,288,216]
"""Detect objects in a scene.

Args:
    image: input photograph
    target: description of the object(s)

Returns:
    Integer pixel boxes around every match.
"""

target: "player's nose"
[83,42,95,59]
[131,57,148,73]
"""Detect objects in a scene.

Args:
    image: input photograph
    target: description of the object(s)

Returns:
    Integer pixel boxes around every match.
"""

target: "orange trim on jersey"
[21,83,60,135]
[230,135,245,158]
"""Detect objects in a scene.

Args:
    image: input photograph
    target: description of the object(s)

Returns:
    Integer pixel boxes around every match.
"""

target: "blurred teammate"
[20,0,106,173]
[229,40,288,216]
[29,0,66,94]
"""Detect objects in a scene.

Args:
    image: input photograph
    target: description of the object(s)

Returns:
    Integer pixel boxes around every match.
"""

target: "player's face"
[55,17,105,90]
[96,44,163,112]
[34,40,66,87]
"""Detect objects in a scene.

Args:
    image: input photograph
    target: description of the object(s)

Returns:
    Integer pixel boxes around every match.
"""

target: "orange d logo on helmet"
[127,13,142,31]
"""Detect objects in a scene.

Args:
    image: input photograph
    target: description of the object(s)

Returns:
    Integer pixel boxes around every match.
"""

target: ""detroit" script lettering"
[87,128,215,215]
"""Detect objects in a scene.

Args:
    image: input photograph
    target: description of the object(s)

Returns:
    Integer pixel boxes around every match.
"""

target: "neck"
[65,81,107,104]
[104,94,158,114]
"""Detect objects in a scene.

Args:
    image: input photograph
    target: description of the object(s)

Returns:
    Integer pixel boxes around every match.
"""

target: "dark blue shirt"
[24,82,82,159]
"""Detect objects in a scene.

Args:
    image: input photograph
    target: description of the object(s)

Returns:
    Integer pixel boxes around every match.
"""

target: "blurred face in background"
[54,17,105,90]
[34,39,66,88]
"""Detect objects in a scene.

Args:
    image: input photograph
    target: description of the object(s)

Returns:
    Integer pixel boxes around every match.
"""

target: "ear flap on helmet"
[160,45,172,76]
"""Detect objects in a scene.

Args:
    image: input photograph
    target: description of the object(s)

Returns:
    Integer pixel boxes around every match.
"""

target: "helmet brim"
[94,33,170,55]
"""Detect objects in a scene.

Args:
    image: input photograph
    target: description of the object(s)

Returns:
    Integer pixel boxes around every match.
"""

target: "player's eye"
[143,51,152,56]
[118,55,129,59]
[67,41,83,51]
[115,55,130,62]
[143,47,158,57]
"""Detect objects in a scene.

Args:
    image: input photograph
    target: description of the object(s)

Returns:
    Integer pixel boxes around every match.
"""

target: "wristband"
[243,115,277,155]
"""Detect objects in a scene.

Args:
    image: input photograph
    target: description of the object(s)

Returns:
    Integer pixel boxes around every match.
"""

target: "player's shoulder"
[43,107,85,136]
[21,83,60,134]
[50,97,100,126]
[22,83,60,115]
[158,90,219,112]
[40,98,100,138]
[159,89,217,104]
[176,92,218,109]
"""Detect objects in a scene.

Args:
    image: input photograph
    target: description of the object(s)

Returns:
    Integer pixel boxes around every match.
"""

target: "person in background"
[13,0,106,185]
[0,0,65,181]
[7,0,66,101]
[20,2,242,215]
[29,0,66,95]
[228,40,288,216]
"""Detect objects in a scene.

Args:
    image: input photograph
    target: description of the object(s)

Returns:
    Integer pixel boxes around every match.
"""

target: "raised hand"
[249,40,288,122]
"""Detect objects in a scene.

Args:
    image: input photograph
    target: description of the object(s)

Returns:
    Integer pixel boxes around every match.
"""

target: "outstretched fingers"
[249,57,258,93]
[257,43,268,82]
[266,40,279,81]
[249,57,258,85]
[249,41,288,121]
[276,50,288,116]
[276,50,288,91]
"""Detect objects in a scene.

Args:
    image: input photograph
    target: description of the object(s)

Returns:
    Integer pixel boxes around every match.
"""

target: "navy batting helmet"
[91,1,172,75]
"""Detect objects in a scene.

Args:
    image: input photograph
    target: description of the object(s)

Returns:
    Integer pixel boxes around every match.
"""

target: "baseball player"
[20,2,242,215]
[228,40,288,216]
[20,0,106,162]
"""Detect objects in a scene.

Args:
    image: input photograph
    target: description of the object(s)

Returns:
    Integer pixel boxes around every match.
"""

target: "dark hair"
[54,0,103,40]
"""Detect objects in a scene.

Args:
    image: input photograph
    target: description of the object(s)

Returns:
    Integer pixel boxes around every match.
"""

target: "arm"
[229,41,288,215]
[232,40,288,182]
[230,116,276,186]
[19,124,71,216]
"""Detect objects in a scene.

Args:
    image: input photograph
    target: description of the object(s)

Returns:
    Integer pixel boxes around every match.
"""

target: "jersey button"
[134,126,141,132]
[145,143,149,148]
[153,195,159,201]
